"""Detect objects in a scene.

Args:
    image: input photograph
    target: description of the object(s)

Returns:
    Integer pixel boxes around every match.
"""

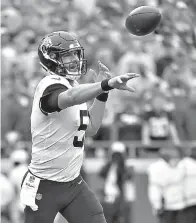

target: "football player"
[142,94,180,149]
[20,31,139,223]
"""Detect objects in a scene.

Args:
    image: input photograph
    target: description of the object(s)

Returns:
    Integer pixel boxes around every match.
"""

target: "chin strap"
[65,74,80,81]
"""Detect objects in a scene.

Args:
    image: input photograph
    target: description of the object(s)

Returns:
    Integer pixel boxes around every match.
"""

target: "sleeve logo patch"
[51,77,61,80]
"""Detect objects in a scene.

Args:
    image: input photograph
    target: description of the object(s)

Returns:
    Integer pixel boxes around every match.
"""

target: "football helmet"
[38,31,87,80]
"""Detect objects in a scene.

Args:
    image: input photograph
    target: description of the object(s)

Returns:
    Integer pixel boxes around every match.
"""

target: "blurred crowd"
[1,0,196,222]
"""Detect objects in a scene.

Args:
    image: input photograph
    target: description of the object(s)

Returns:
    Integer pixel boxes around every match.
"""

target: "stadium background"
[1,0,196,223]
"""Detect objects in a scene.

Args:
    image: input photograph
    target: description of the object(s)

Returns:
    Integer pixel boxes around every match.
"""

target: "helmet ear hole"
[49,53,56,59]
[42,45,47,53]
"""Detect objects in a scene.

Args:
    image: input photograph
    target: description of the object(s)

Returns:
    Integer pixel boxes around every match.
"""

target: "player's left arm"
[168,112,180,145]
[169,122,180,145]
[86,95,108,136]
[141,109,151,146]
[86,61,111,136]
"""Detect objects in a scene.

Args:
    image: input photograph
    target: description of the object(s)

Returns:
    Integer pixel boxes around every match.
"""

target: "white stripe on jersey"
[29,75,89,182]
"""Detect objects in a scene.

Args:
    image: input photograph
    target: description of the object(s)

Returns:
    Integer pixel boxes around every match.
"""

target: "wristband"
[96,93,109,102]
[101,79,114,91]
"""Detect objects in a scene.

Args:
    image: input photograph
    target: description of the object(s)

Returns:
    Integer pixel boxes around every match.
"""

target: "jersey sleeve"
[39,84,68,114]
[166,111,173,121]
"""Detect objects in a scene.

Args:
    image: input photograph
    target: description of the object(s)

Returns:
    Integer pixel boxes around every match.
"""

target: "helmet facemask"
[55,48,87,80]
[46,48,87,80]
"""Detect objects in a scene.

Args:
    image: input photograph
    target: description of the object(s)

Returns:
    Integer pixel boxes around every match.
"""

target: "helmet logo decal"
[43,36,52,48]
[41,37,53,60]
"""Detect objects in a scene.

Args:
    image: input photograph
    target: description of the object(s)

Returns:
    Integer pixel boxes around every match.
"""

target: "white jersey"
[29,75,89,182]
[148,159,185,211]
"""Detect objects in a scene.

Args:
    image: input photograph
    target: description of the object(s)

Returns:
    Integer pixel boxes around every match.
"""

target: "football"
[125,6,162,36]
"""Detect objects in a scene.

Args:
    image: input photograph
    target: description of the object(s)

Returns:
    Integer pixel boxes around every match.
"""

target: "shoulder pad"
[36,75,72,94]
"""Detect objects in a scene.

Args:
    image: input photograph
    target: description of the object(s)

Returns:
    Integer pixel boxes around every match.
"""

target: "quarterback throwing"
[20,31,139,223]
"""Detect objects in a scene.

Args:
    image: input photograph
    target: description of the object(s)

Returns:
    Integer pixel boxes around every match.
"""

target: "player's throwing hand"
[108,73,139,92]
[98,61,112,79]
[91,61,112,82]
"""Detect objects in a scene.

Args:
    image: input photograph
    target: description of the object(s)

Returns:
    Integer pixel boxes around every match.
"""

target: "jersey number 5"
[73,110,89,148]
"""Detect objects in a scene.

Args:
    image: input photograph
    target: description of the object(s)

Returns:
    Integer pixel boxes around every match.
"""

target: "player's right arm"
[58,82,106,109]
[58,73,139,109]
[142,121,151,145]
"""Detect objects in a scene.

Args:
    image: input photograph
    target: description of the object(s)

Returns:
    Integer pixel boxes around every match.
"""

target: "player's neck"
[68,79,75,86]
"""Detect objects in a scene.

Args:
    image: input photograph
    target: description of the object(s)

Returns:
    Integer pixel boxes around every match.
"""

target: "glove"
[20,172,40,211]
